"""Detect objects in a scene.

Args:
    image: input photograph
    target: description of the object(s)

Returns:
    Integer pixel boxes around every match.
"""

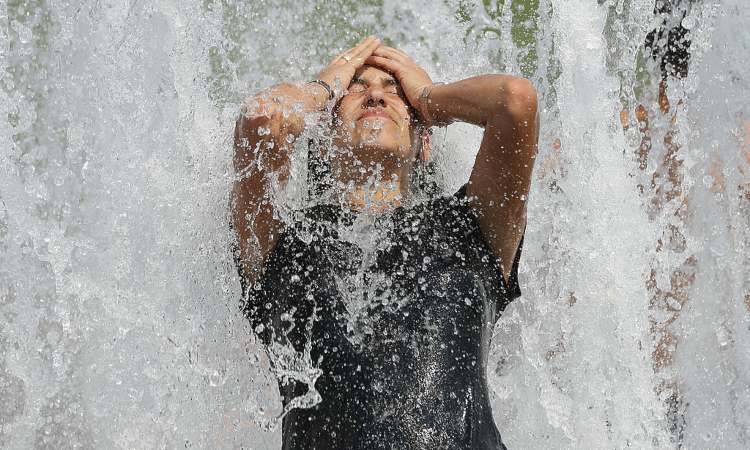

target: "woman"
[233,36,538,449]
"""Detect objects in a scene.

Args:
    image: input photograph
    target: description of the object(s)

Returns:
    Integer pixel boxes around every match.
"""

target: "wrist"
[419,82,451,127]
[306,80,334,109]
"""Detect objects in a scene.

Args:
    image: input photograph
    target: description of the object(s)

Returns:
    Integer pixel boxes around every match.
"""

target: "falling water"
[0,0,747,449]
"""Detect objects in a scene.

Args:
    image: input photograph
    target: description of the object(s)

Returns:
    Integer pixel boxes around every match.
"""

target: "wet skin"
[232,35,538,449]
[233,36,538,286]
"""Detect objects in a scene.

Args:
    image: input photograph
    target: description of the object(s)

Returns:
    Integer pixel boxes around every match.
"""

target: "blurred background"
[1,0,748,448]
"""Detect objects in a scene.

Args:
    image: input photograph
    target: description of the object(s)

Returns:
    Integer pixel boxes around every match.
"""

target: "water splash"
[0,0,747,449]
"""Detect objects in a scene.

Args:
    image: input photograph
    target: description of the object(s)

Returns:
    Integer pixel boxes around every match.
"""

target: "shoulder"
[428,183,481,232]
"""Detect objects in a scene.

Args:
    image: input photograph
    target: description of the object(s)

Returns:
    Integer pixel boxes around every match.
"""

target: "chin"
[354,127,409,157]
[354,137,410,162]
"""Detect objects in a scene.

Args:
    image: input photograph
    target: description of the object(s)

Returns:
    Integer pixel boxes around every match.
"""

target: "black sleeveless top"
[239,184,523,450]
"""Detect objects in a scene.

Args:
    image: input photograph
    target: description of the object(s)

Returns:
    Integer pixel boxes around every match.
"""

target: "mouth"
[359,109,395,122]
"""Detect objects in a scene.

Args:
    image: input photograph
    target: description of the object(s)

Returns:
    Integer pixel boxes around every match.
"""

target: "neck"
[331,154,413,213]
[345,179,405,213]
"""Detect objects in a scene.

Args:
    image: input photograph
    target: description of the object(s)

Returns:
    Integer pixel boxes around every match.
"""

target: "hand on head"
[315,36,434,123]
[316,36,382,97]
[314,36,434,170]
[365,46,433,123]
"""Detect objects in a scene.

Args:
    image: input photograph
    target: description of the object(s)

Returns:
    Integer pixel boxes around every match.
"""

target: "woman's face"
[331,65,418,168]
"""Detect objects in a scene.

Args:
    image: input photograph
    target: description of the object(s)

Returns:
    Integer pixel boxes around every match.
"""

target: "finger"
[338,53,367,67]
[386,46,414,61]
[346,36,378,57]
[353,37,381,61]
[334,36,375,62]
[333,50,358,65]
[372,46,411,64]
[337,38,381,68]
[364,55,405,75]
[348,43,381,68]
[356,35,378,49]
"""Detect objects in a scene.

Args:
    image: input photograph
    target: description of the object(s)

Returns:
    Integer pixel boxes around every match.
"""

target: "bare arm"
[232,83,322,282]
[428,76,538,284]
[232,36,381,283]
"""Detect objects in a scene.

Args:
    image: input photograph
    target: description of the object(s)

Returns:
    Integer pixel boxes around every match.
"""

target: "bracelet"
[308,79,335,101]
[419,82,450,126]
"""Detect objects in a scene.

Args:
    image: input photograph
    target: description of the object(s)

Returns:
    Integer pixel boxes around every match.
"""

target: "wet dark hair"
[644,0,693,80]
[306,138,331,199]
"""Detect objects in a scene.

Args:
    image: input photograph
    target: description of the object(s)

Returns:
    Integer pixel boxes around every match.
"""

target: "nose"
[364,86,387,108]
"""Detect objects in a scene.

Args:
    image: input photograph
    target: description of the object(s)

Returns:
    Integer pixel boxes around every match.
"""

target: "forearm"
[234,81,330,179]
[233,82,327,276]
[239,82,329,139]
[459,76,538,282]
[425,74,532,127]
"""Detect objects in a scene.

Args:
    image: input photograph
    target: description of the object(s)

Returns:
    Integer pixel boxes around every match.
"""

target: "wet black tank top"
[239,184,523,450]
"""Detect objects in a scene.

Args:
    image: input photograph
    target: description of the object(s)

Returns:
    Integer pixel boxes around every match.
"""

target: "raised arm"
[366,48,538,284]
[432,76,537,285]
[232,36,381,282]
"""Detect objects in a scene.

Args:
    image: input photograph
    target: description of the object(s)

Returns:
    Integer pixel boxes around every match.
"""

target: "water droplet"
[716,326,731,348]
[682,15,696,30]
[15,22,32,44]
[209,370,225,387]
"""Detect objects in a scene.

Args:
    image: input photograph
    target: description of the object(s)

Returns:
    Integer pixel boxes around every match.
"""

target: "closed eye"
[383,79,401,95]
[348,79,368,93]
[347,78,401,95]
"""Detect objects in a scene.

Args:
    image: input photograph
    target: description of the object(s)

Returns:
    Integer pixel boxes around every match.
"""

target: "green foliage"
[302,0,386,50]
[482,0,505,21]
[511,0,539,76]
[205,0,388,107]
[4,0,60,152]
[454,0,476,24]
[451,0,540,77]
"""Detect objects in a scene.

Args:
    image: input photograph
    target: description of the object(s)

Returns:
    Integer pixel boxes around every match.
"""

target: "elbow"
[239,82,299,123]
[486,76,539,161]
[501,76,538,124]
[237,83,304,140]
[236,96,282,145]
[234,96,277,172]
[240,95,277,125]
[482,75,538,127]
